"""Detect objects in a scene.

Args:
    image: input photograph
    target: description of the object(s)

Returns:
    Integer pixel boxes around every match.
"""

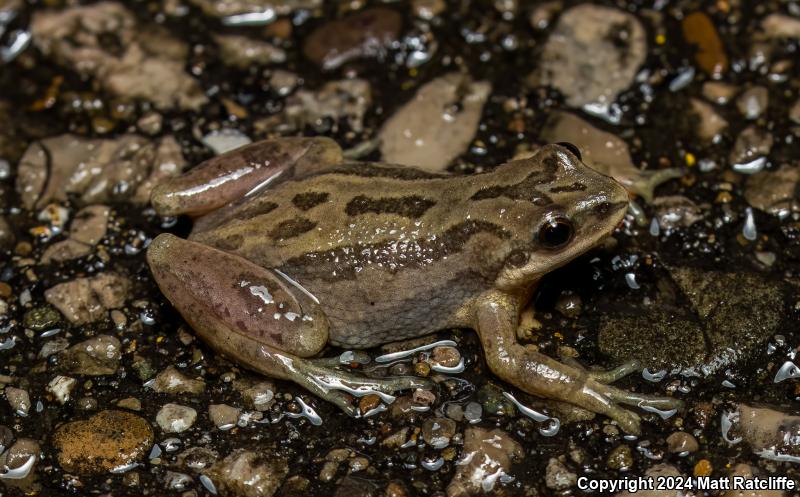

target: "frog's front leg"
[151,137,343,217]
[474,292,682,435]
[147,234,429,416]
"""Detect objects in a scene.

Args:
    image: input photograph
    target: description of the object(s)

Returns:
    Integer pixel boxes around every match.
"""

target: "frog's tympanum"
[147,137,682,434]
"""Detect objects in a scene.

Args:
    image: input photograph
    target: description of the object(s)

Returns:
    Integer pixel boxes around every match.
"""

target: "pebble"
[0,438,40,484]
[666,431,699,453]
[117,397,142,411]
[734,404,800,461]
[16,134,185,209]
[729,126,773,169]
[22,305,60,331]
[702,81,737,104]
[57,335,122,375]
[447,427,523,496]
[723,464,785,497]
[204,449,288,497]
[260,79,372,134]
[476,383,516,416]
[32,3,205,110]
[303,7,402,70]
[233,378,276,411]
[156,403,198,433]
[385,481,409,497]
[177,447,218,473]
[430,346,461,368]
[152,366,206,395]
[358,394,381,415]
[445,403,464,422]
[70,205,110,246]
[744,164,799,216]
[554,291,582,318]
[45,273,130,325]
[137,111,163,135]
[5,386,31,416]
[545,457,577,490]
[52,410,153,474]
[214,34,286,69]
[268,70,298,96]
[606,444,633,470]
[682,12,728,76]
[421,417,456,449]
[530,4,646,108]
[209,404,241,429]
[47,375,77,404]
[760,13,800,39]
[411,0,444,19]
[690,98,728,142]
[379,72,490,172]
[0,216,13,248]
[463,401,482,422]
[736,86,768,120]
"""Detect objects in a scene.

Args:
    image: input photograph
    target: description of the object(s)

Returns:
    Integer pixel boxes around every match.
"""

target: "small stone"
[156,403,197,433]
[117,397,142,411]
[736,86,769,120]
[5,386,31,416]
[22,305,61,331]
[476,383,516,417]
[70,205,109,246]
[530,4,646,108]
[790,99,800,125]
[233,378,275,411]
[385,481,408,497]
[359,394,381,415]
[57,335,122,375]
[545,457,577,490]
[268,70,298,96]
[447,427,523,496]
[414,361,431,377]
[729,126,773,168]
[152,366,206,395]
[421,417,457,449]
[379,72,490,172]
[40,239,92,263]
[177,447,218,473]
[682,12,728,76]
[690,98,728,142]
[412,388,436,407]
[606,444,633,471]
[47,375,77,404]
[0,438,40,483]
[303,7,402,70]
[445,403,464,422]
[411,0,444,19]
[0,216,13,248]
[214,34,286,68]
[744,163,799,216]
[702,81,737,104]
[45,272,130,325]
[38,337,70,359]
[694,458,713,477]
[77,397,98,411]
[666,431,699,453]
[137,112,163,135]
[209,404,241,429]
[204,449,288,497]
[463,401,482,422]
[430,346,461,368]
[53,410,154,474]
[554,291,582,318]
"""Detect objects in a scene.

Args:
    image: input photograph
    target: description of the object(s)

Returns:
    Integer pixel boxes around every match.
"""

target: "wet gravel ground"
[2,0,800,496]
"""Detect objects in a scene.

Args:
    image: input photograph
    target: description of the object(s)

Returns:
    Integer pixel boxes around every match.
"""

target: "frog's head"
[484,143,630,293]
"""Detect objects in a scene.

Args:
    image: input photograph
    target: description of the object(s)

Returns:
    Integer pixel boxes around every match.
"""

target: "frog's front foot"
[494,350,682,434]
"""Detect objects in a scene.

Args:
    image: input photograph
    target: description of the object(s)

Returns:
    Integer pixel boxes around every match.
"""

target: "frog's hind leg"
[148,233,430,418]
[151,137,344,217]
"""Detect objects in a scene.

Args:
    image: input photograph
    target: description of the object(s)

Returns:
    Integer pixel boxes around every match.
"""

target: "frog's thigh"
[151,137,344,217]
[147,233,328,359]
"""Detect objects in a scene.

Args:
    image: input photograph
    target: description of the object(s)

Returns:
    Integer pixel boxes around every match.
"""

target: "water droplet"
[742,208,757,241]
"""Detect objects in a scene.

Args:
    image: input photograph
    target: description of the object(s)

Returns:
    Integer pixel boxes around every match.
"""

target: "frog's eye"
[538,216,574,250]
[556,142,582,161]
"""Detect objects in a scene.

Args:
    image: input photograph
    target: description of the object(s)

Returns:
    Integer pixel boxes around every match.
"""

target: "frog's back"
[187,157,574,348]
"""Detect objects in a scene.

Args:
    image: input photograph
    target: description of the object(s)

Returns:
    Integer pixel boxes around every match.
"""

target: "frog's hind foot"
[295,360,434,416]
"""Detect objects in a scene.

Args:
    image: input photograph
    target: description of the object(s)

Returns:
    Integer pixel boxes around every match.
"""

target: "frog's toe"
[608,389,684,412]
[562,358,641,384]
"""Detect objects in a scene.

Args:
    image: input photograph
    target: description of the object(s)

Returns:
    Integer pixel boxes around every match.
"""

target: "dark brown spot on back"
[550,182,586,193]
[345,195,436,219]
[470,156,558,205]
[269,217,317,240]
[292,192,329,210]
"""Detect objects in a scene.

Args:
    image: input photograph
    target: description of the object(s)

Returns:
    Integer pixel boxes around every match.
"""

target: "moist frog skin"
[146,137,682,434]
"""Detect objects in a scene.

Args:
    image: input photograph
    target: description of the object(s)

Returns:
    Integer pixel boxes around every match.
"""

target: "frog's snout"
[146,233,179,273]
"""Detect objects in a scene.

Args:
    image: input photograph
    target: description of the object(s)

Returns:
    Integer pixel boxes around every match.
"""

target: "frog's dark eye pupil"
[557,142,582,161]
[538,217,574,249]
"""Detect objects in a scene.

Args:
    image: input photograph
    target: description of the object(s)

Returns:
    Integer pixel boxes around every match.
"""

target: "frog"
[146,137,682,434]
